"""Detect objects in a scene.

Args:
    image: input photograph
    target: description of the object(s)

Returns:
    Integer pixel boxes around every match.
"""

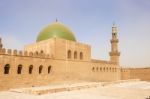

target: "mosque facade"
[0,21,149,91]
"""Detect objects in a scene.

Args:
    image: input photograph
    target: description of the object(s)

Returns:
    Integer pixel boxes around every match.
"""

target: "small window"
[17,65,22,74]
[29,65,33,74]
[74,51,77,59]
[103,67,105,71]
[68,50,71,59]
[106,67,109,72]
[100,67,102,71]
[35,51,38,55]
[48,66,51,74]
[96,67,99,71]
[39,65,43,74]
[80,52,83,60]
[41,50,44,54]
[92,67,95,71]
[4,64,10,74]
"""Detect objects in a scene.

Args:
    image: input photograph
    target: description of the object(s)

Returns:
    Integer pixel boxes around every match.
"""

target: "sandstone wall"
[0,50,119,91]
[24,38,91,61]
[0,38,120,91]
[121,68,150,81]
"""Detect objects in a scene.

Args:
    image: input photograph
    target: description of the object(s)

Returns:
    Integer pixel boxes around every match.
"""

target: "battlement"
[91,59,116,65]
[0,48,51,59]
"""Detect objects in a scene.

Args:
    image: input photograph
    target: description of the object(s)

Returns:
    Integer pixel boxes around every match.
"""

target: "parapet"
[0,37,50,59]
[0,48,51,59]
[0,48,6,54]
[91,59,116,65]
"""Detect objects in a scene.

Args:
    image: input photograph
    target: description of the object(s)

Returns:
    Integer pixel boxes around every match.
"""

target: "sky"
[0,0,150,67]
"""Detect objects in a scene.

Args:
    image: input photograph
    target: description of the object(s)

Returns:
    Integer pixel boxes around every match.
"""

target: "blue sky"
[0,0,150,67]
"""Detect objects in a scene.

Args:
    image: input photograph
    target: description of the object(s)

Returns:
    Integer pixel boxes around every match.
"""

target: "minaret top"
[55,18,58,22]
[113,22,116,27]
[112,23,117,34]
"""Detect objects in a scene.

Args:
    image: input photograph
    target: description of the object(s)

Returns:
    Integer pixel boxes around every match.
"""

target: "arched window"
[100,67,102,71]
[35,51,38,55]
[17,65,22,74]
[96,67,99,71]
[68,50,71,59]
[106,67,109,72]
[29,65,33,74]
[92,67,95,71]
[39,65,43,74]
[103,67,105,72]
[80,52,83,60]
[41,50,44,54]
[74,51,77,59]
[4,64,10,74]
[48,66,51,74]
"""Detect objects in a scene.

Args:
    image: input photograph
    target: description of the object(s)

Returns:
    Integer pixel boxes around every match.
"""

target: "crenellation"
[33,51,38,57]
[1,48,6,54]
[7,49,12,55]
[40,53,45,58]
[24,51,28,56]
[29,52,33,56]
[13,49,18,55]
[18,50,23,56]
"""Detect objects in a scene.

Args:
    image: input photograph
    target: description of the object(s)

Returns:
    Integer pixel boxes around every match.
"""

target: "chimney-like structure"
[109,24,120,65]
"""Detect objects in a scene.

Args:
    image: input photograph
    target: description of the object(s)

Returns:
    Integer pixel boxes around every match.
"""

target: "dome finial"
[56,18,58,22]
[113,21,115,27]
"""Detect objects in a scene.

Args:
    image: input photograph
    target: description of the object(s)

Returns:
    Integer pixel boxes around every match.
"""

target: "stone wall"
[121,67,150,81]
[0,50,119,91]
[24,38,91,61]
[0,38,120,91]
[121,68,131,80]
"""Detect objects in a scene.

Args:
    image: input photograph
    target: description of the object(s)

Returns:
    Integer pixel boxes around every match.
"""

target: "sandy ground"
[0,81,150,99]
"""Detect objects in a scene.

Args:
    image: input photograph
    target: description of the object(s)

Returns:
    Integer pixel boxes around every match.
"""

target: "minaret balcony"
[109,51,120,56]
[110,39,118,43]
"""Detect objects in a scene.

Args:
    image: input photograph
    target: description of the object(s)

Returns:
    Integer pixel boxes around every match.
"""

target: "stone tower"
[0,38,3,49]
[109,24,120,65]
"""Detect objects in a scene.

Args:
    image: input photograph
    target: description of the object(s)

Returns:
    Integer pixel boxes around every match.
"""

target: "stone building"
[0,21,121,90]
[1,21,149,91]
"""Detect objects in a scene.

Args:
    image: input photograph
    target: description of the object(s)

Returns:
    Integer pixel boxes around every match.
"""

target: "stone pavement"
[0,81,150,99]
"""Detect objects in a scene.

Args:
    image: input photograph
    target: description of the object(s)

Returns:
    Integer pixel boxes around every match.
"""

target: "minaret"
[109,23,120,65]
[0,38,3,49]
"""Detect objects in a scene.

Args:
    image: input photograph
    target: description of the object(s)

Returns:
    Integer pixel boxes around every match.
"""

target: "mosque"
[0,21,149,91]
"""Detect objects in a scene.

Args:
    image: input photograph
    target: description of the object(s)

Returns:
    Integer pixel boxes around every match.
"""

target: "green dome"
[36,22,76,42]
